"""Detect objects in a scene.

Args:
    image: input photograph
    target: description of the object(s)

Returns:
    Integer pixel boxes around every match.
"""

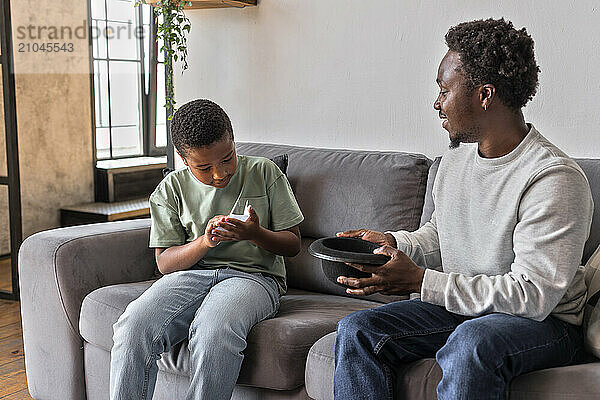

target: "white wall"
[174,0,600,161]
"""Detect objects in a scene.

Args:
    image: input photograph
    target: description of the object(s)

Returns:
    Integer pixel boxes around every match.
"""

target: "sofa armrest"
[18,219,155,400]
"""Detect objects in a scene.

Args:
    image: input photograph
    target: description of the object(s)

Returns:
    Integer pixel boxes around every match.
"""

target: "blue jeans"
[334,299,584,400]
[109,267,280,400]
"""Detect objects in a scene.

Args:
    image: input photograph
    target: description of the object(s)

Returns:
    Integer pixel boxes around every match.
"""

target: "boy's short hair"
[170,99,234,157]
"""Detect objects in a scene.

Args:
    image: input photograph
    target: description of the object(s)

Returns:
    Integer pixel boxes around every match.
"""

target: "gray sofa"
[18,142,600,399]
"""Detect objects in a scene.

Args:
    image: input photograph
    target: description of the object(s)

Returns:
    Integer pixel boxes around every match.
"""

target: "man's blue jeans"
[109,267,280,400]
[334,299,584,400]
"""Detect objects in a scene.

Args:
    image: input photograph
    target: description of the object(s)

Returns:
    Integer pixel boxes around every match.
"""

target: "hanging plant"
[136,0,192,118]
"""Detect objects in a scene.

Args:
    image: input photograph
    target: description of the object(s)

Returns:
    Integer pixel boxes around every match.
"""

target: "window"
[90,0,168,160]
[0,0,22,300]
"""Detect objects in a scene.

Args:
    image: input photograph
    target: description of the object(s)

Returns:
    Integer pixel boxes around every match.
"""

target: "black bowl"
[308,237,390,286]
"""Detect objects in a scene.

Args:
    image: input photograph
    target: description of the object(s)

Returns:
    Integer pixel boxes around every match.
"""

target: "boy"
[110,99,304,400]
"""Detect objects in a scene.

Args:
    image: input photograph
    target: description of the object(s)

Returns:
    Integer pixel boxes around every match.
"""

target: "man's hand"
[337,245,425,296]
[212,205,261,241]
[204,215,228,247]
[336,229,396,248]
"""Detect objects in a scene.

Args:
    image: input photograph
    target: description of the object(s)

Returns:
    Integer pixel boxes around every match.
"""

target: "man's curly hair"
[170,99,234,157]
[445,18,540,110]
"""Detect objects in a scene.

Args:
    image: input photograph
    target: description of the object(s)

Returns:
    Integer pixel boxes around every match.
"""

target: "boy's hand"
[204,215,228,247]
[213,205,261,241]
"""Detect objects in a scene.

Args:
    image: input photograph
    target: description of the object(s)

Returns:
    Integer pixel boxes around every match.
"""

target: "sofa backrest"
[236,142,432,297]
[236,142,432,237]
[574,159,600,264]
[419,157,441,228]
[422,157,600,265]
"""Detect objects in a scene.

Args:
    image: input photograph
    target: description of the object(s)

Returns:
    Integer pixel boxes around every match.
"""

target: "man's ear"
[479,84,496,110]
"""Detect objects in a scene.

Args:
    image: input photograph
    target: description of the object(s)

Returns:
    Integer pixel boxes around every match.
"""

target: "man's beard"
[448,126,481,149]
[449,137,461,149]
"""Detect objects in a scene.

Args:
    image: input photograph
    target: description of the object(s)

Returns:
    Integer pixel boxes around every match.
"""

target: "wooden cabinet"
[94,157,167,203]
[60,198,150,227]
[146,0,256,9]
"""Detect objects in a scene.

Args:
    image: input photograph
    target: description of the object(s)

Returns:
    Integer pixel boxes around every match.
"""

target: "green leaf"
[153,0,192,111]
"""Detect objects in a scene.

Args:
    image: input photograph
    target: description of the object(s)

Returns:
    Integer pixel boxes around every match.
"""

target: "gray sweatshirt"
[389,125,594,324]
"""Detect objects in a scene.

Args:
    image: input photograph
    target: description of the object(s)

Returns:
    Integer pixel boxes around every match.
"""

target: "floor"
[0,257,33,399]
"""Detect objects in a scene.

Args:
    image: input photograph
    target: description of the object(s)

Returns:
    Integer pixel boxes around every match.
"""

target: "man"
[334,18,594,399]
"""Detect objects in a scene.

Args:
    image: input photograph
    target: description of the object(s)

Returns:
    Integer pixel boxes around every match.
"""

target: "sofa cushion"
[271,153,289,175]
[419,156,441,228]
[306,332,600,400]
[583,244,600,357]
[236,142,432,238]
[83,342,312,400]
[574,159,600,265]
[80,281,382,390]
[79,280,154,350]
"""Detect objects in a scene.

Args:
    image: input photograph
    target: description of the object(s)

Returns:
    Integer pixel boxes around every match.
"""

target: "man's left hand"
[337,245,425,296]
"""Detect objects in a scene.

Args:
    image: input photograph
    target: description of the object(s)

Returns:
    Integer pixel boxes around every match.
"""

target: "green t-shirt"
[149,155,304,294]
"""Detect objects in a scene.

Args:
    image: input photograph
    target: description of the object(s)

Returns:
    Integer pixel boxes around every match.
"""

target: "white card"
[213,205,250,233]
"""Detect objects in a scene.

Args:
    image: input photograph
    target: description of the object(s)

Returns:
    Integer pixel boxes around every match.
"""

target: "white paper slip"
[213,201,250,233]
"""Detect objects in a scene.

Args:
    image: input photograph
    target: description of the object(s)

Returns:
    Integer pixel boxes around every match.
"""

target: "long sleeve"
[421,164,593,321]
[387,209,442,272]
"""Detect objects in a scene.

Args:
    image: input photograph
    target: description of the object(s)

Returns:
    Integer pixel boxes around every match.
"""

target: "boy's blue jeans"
[109,267,280,400]
[334,299,584,400]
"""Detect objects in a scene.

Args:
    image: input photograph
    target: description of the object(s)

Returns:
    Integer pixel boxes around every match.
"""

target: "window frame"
[0,0,23,300]
[88,0,168,162]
